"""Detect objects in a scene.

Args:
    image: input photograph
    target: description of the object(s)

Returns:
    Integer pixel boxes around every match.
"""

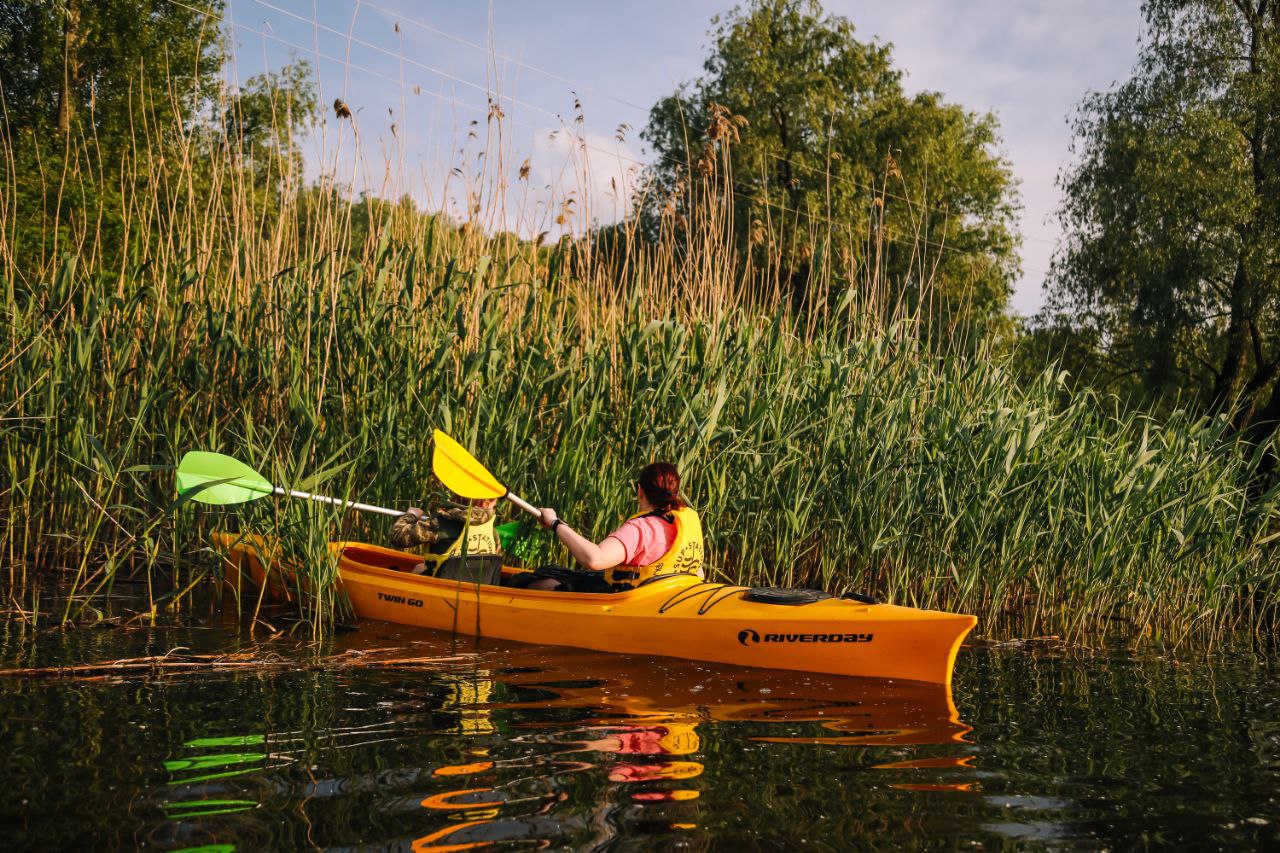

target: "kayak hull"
[214,534,977,686]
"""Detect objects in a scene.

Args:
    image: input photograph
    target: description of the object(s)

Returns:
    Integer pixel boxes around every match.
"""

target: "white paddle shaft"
[274,486,403,517]
[505,491,540,517]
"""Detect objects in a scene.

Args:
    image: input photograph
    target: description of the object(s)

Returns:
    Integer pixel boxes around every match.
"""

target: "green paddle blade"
[175,451,276,505]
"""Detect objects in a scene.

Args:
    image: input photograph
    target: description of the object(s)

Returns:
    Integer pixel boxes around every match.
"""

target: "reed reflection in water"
[39,623,960,850]
[46,622,1280,847]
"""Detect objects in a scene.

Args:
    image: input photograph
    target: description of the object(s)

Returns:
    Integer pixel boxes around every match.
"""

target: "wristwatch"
[551,519,564,533]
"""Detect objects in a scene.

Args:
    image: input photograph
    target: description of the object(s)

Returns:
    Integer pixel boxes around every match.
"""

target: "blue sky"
[225,0,1144,315]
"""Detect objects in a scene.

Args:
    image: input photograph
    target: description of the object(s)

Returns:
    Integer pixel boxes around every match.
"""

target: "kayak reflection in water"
[518,462,705,592]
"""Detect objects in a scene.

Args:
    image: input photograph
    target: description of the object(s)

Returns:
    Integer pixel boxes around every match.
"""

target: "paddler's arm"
[390,507,439,548]
[537,508,626,571]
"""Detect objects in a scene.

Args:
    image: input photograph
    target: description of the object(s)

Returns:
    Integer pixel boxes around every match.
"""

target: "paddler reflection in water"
[519,462,704,592]
[390,496,500,575]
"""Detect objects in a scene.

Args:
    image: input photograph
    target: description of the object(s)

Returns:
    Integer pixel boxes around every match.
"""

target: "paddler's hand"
[390,507,430,550]
[537,508,559,529]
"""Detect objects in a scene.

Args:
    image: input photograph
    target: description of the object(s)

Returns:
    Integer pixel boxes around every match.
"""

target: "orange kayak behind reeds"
[213,533,977,686]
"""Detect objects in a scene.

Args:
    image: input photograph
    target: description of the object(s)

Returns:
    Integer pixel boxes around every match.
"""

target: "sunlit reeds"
[2,59,1277,644]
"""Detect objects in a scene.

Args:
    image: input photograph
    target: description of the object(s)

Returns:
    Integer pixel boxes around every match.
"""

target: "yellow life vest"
[605,507,705,588]
[412,516,499,574]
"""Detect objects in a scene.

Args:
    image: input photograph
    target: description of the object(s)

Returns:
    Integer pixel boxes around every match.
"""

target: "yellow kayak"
[214,533,977,686]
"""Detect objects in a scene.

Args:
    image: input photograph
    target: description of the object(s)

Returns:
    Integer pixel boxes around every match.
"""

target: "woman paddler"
[522,462,705,592]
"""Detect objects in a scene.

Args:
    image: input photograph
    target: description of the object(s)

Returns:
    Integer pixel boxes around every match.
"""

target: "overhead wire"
[248,0,563,123]
[357,0,653,115]
[345,0,1058,252]
[176,0,1049,275]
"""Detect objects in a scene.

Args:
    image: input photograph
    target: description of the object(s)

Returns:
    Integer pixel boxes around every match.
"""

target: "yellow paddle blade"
[432,429,506,500]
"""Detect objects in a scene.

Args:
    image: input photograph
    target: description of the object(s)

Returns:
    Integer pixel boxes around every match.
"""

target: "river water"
[2,620,1279,850]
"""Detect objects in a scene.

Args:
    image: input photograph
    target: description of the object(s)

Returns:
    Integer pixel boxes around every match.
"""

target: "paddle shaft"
[274,486,402,518]
[504,491,540,517]
[275,486,526,521]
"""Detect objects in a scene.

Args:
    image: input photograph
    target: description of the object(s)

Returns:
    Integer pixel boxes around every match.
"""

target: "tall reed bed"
[2,59,1278,642]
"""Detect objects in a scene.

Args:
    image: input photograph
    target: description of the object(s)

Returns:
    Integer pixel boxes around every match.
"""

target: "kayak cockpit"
[335,544,420,573]
[334,542,532,588]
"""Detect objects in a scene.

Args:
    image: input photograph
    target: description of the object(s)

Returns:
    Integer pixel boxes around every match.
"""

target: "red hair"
[638,462,685,514]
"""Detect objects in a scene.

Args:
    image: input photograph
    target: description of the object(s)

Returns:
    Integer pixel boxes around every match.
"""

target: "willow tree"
[642,0,1020,339]
[1048,1,1280,433]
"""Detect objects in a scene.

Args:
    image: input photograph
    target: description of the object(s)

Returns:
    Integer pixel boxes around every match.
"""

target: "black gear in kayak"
[740,587,883,606]
[741,587,832,606]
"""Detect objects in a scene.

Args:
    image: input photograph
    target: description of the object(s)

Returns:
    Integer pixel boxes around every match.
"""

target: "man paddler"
[391,496,500,575]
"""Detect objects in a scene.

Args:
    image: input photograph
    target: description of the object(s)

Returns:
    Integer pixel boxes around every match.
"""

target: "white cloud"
[829,0,1144,314]
[506,126,643,238]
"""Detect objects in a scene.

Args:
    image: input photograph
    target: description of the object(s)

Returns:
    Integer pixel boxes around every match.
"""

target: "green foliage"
[1,0,222,268]
[642,0,1020,340]
[4,233,1279,641]
[213,61,318,206]
[1047,0,1280,430]
[2,0,1276,646]
[0,0,315,280]
[0,0,225,138]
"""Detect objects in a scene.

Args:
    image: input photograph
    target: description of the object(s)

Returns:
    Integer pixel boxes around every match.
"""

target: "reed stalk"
[2,58,1277,644]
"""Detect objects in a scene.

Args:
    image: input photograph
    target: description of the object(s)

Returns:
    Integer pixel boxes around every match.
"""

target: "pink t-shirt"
[606,515,676,566]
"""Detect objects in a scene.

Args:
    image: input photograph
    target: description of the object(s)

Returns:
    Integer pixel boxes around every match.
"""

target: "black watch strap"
[551,519,564,532]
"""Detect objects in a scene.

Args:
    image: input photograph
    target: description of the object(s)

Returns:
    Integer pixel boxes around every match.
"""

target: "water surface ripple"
[2,623,1278,849]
